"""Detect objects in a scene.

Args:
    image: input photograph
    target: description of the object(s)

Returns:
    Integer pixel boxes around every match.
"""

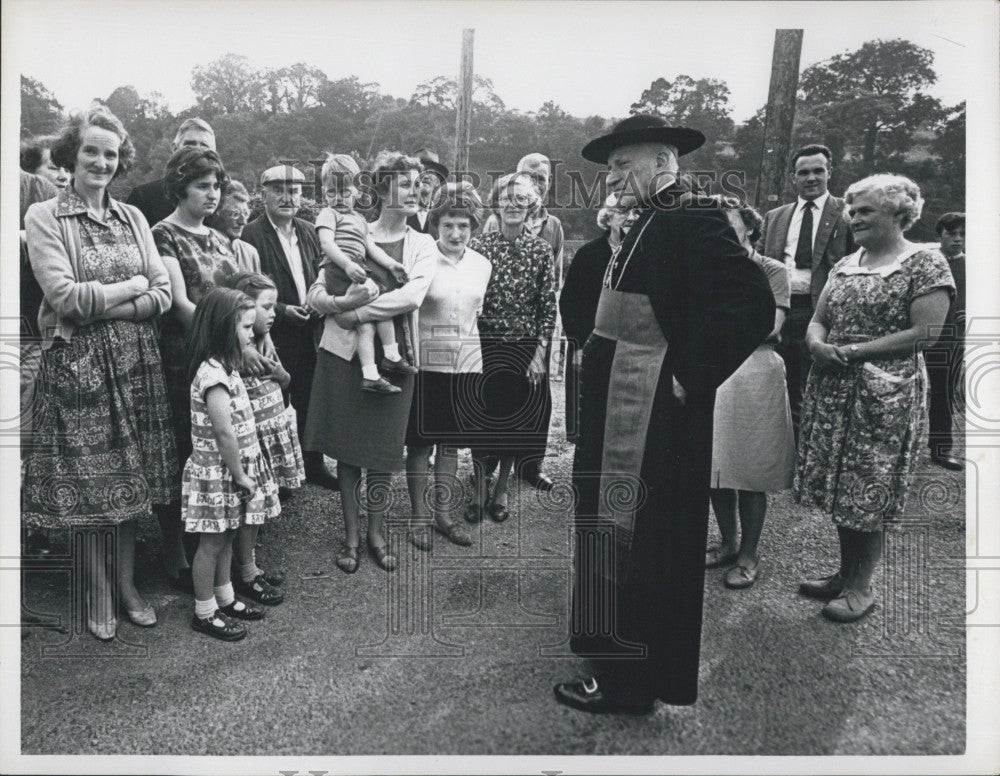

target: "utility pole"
[454,28,474,176]
[756,29,803,211]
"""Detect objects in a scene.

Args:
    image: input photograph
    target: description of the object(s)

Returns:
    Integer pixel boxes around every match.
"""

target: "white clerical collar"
[797,191,830,213]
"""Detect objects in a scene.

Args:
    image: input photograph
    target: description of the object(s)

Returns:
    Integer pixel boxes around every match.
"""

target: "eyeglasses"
[220,208,250,220]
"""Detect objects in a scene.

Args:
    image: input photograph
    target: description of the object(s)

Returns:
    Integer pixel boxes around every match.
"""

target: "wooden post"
[454,29,474,175]
[756,29,803,211]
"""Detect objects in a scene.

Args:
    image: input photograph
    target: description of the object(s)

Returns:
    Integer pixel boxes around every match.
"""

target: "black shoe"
[305,465,340,490]
[220,598,266,621]
[191,610,247,642]
[553,678,653,715]
[524,472,554,492]
[234,574,285,605]
[931,453,963,471]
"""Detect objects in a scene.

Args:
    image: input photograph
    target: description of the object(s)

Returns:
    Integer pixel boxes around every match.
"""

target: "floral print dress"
[243,344,305,489]
[182,359,280,532]
[794,246,955,531]
[152,221,244,466]
[22,189,178,526]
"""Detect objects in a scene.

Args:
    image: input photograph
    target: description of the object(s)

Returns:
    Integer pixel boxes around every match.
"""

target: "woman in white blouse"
[405,183,492,549]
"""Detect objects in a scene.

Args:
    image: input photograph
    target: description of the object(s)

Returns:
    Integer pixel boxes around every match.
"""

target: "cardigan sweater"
[24,193,172,349]
[306,227,438,365]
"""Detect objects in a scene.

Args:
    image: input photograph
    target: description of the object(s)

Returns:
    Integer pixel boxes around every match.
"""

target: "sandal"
[433,519,473,547]
[336,543,360,574]
[368,533,398,572]
[220,598,266,621]
[486,499,510,524]
[234,573,285,605]
[191,610,247,642]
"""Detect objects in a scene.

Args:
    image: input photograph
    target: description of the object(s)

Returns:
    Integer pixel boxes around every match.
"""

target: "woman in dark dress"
[466,173,557,523]
[304,151,439,574]
[560,202,638,443]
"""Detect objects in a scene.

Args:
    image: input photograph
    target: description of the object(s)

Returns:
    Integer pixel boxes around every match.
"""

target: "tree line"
[21,38,964,242]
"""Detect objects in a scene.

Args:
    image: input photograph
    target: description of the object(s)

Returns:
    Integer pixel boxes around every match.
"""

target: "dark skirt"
[303,348,414,472]
[21,320,180,528]
[159,322,192,473]
[470,338,551,456]
[405,370,489,448]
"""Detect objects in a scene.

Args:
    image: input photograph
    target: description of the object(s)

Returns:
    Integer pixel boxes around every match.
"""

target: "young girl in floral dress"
[227,272,306,605]
[183,288,280,641]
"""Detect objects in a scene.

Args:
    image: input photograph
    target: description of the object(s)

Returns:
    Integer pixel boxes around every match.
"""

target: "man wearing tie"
[757,144,854,440]
[242,165,338,488]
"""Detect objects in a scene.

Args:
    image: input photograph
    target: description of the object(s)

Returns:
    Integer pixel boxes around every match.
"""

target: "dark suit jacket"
[125,178,173,227]
[621,185,776,400]
[240,215,323,358]
[406,212,432,234]
[757,194,854,307]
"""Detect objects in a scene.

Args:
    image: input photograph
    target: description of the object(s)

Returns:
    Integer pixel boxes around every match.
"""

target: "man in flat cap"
[242,165,338,488]
[554,115,774,714]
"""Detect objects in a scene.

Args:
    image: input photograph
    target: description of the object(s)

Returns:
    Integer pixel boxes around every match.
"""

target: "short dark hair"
[935,211,965,236]
[163,148,229,206]
[49,104,135,180]
[20,135,57,173]
[185,287,255,382]
[225,271,277,300]
[790,144,832,170]
[428,182,485,231]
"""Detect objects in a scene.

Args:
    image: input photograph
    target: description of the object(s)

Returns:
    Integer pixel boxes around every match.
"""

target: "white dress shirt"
[782,191,830,296]
[267,214,307,304]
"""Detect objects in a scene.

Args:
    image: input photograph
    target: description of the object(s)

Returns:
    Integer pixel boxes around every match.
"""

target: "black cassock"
[571,185,775,706]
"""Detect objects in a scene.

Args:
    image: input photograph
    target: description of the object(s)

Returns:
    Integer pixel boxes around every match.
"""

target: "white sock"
[194,598,216,619]
[362,364,381,381]
[239,561,261,584]
[382,343,400,361]
[214,582,235,607]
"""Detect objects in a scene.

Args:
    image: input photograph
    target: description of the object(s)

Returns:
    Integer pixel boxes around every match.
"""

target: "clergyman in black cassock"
[554,115,775,714]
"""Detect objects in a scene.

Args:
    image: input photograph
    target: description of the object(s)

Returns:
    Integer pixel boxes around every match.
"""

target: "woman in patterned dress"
[23,105,177,639]
[466,173,557,523]
[153,148,271,594]
[795,174,954,623]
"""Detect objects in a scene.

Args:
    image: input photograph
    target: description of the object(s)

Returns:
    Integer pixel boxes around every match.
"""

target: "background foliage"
[21,37,964,242]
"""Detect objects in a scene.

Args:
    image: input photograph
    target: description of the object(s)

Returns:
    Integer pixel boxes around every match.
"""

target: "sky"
[3,0,987,123]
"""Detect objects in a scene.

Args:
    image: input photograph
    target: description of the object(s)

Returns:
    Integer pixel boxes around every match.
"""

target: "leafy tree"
[799,38,941,173]
[933,101,965,191]
[277,63,328,112]
[629,75,735,138]
[318,76,383,121]
[21,75,63,137]
[410,75,504,112]
[191,54,265,115]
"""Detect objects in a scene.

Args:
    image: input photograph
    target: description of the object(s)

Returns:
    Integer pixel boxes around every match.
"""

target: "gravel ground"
[20,382,966,757]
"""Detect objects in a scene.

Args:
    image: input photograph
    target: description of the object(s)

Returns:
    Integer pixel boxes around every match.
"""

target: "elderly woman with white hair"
[795,173,954,623]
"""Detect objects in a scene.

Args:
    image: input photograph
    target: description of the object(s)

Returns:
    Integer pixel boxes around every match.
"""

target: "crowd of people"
[19,104,964,714]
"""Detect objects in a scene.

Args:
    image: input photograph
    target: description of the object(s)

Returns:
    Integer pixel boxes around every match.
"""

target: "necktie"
[794,201,814,269]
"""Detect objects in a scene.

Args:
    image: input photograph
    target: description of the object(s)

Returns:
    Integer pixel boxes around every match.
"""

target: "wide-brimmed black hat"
[581,114,706,164]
